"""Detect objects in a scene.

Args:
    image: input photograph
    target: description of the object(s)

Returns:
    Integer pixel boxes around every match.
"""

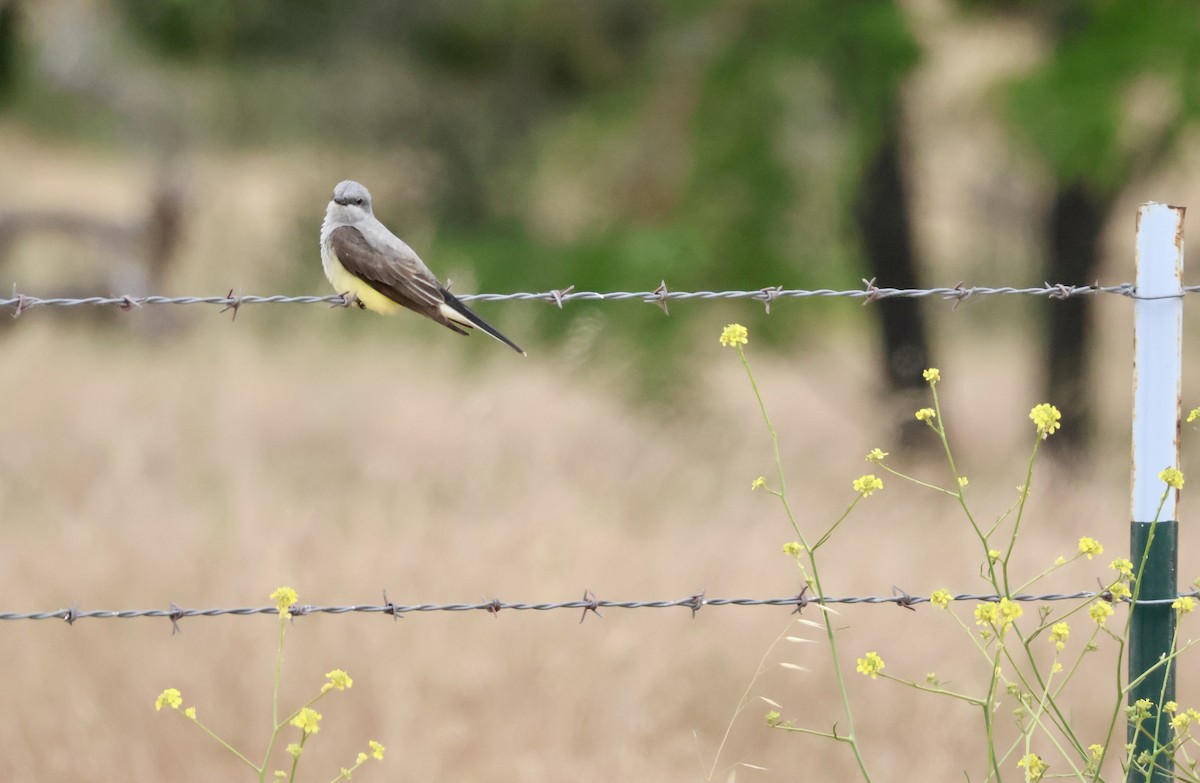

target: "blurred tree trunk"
[854,113,931,442]
[1044,179,1110,451]
[0,2,18,106]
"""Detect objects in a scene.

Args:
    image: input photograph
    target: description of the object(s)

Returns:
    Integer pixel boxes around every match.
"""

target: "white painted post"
[1131,202,1185,520]
[1128,202,1184,783]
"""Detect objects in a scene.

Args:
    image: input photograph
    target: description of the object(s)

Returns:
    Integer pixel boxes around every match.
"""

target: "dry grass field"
[2,128,1200,782]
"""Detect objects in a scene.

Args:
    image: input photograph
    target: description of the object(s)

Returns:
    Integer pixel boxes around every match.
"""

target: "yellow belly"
[321,243,401,315]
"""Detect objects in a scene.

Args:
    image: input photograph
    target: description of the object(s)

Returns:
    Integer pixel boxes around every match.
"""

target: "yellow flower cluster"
[155,688,182,711]
[1029,403,1062,438]
[1077,537,1103,560]
[1049,622,1070,651]
[1160,467,1185,490]
[856,651,885,679]
[930,589,953,609]
[1090,601,1115,626]
[719,323,748,348]
[1018,753,1047,781]
[853,474,883,497]
[322,669,354,693]
[270,586,298,619]
[974,598,1022,632]
[291,707,322,735]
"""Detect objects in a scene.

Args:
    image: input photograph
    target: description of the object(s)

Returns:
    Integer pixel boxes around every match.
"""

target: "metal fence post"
[1129,202,1184,782]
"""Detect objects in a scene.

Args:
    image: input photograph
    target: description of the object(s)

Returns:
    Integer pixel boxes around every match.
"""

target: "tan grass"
[2,128,1198,782]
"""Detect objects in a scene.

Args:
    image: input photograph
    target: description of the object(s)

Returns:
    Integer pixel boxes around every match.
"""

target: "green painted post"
[1128,202,1184,782]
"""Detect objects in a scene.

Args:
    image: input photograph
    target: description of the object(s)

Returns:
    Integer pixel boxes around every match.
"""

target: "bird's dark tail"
[440,288,526,355]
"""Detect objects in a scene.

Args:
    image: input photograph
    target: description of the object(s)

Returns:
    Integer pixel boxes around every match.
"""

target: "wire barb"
[382,589,403,621]
[647,280,670,315]
[168,602,184,635]
[579,589,603,624]
[219,288,242,321]
[549,285,574,309]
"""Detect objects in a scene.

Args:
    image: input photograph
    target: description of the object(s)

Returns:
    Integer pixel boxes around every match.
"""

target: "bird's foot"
[338,291,366,309]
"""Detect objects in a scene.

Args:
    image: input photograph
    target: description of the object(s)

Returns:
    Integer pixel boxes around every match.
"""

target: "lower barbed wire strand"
[3,590,1194,623]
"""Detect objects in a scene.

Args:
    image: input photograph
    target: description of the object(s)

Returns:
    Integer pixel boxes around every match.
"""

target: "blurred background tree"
[5,0,1200,442]
[996,0,1200,448]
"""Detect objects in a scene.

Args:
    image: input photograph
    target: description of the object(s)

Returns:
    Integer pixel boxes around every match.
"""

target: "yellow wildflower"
[1078,537,1104,560]
[853,474,883,497]
[291,707,322,735]
[1090,601,1115,626]
[719,324,748,348]
[1049,622,1070,651]
[856,651,885,679]
[1018,753,1047,781]
[323,669,353,692]
[270,586,298,618]
[155,688,182,711]
[1029,404,1062,438]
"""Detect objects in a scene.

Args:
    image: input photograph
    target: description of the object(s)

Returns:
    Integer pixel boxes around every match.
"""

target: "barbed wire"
[6,589,1195,631]
[3,282,1197,318]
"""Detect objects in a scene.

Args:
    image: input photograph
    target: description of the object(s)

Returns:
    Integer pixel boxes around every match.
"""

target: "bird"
[319,179,525,355]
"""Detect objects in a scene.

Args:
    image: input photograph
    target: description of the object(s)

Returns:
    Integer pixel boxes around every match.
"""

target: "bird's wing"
[329,225,444,310]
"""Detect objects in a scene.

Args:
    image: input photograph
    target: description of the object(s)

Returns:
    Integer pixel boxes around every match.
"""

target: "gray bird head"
[326,180,374,224]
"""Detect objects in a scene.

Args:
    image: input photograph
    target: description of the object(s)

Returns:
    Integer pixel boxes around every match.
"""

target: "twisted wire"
[6,590,1192,627]
[3,282,1190,316]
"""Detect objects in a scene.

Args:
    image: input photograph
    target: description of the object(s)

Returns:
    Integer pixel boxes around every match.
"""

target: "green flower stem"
[769,725,857,742]
[1000,433,1042,596]
[880,674,985,706]
[736,346,796,540]
[1137,624,1187,781]
[190,716,259,771]
[981,643,1003,780]
[1001,627,1085,760]
[875,464,958,496]
[927,386,996,590]
[1051,628,1105,702]
[984,493,1026,539]
[1089,488,1170,782]
[1020,661,1087,780]
[923,386,1007,780]
[287,732,310,783]
[260,614,290,780]
[1012,553,1080,596]
[735,345,872,783]
[812,496,863,551]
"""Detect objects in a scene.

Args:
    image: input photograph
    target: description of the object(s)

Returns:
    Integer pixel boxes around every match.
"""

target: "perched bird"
[320,180,525,355]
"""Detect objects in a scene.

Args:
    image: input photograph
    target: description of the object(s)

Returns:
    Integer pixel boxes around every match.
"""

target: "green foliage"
[1006,1,1200,192]
[114,0,336,60]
